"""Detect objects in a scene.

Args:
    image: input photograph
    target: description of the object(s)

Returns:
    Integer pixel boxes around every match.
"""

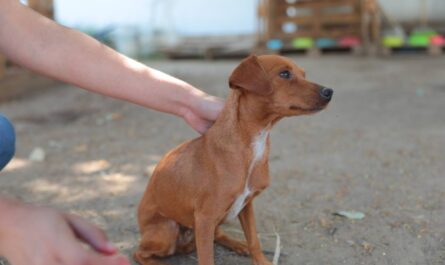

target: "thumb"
[192,118,214,134]
[197,94,224,121]
[64,213,117,255]
[86,253,130,265]
[182,109,213,134]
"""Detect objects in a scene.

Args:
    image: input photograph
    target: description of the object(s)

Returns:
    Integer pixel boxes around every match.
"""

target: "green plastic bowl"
[408,34,430,47]
[382,36,404,47]
[292,37,313,49]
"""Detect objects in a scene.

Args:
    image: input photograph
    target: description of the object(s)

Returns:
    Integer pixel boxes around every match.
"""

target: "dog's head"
[229,55,333,117]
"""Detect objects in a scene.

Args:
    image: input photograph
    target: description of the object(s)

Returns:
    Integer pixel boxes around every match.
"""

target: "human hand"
[181,92,224,134]
[0,198,130,265]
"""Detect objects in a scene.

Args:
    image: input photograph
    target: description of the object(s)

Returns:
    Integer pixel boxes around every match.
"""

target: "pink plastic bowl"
[430,35,445,46]
[338,36,362,47]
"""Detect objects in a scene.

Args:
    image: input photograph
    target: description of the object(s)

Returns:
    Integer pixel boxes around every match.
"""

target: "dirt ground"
[1,55,444,265]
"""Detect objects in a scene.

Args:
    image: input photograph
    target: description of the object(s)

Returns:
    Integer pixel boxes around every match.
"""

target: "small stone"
[105,112,123,121]
[334,211,365,220]
[29,147,46,162]
[362,241,374,254]
[319,216,333,229]
[346,240,355,246]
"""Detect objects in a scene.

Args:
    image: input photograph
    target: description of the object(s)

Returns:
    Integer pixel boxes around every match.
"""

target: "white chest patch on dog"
[226,129,269,220]
[226,186,251,220]
[252,129,269,165]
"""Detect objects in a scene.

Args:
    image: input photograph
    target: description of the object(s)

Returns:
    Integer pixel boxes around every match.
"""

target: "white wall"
[169,0,257,35]
[55,0,257,35]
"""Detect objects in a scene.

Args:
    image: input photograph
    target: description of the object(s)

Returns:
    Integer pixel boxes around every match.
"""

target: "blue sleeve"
[0,114,15,171]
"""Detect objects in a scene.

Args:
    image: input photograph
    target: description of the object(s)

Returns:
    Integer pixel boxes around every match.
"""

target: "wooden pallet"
[257,44,363,56]
[260,0,363,42]
[164,45,251,60]
[0,68,60,102]
[162,35,255,60]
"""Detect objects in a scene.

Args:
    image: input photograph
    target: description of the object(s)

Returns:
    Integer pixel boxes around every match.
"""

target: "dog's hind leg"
[215,226,249,256]
[134,213,179,265]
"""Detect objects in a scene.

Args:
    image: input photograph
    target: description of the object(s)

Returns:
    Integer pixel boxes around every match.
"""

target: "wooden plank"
[0,69,60,102]
[276,43,363,57]
[275,4,357,18]
[285,0,357,9]
[266,0,276,41]
[380,45,444,56]
[277,13,361,25]
[273,27,360,39]
[428,46,443,56]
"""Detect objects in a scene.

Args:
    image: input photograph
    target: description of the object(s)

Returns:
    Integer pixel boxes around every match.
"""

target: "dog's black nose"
[320,87,333,100]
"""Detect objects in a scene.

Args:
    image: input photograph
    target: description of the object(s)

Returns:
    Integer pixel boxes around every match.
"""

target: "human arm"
[0,0,223,133]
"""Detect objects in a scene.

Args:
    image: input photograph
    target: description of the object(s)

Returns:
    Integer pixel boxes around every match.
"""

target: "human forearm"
[0,0,223,133]
[0,0,219,120]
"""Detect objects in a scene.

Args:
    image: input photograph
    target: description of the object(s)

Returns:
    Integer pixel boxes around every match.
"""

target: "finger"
[182,109,207,134]
[199,119,214,133]
[190,117,213,134]
[84,252,130,265]
[64,213,117,255]
[199,95,224,121]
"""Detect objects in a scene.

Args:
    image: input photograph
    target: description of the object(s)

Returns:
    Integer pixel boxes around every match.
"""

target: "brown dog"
[134,55,333,265]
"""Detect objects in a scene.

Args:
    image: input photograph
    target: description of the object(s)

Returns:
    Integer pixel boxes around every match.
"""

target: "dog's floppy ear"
[229,55,272,96]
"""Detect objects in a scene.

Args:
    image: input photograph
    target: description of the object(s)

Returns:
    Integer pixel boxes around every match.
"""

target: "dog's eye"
[279,70,291,79]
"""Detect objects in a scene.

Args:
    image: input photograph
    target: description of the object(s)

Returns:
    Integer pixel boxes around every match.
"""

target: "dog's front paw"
[229,240,250,256]
[253,256,273,265]
[254,260,273,265]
